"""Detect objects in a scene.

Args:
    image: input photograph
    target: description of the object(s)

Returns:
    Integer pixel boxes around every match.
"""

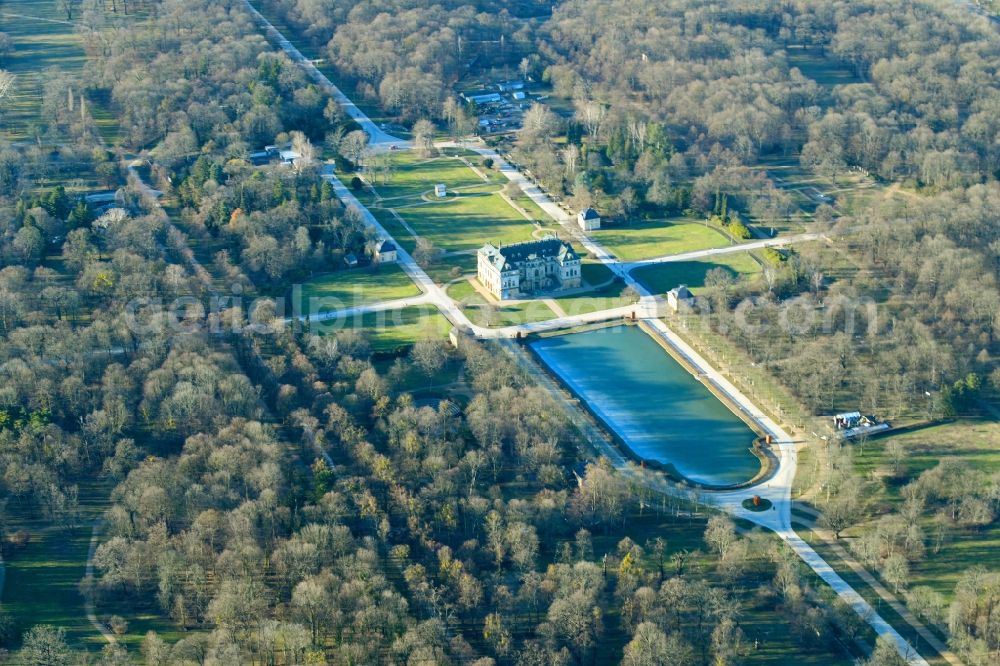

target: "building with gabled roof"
[477,237,581,300]
[371,239,398,264]
[578,207,601,231]
[667,284,694,311]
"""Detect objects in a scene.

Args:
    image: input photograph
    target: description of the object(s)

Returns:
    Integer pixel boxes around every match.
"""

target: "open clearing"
[360,151,538,253]
[592,219,731,261]
[366,150,497,202]
[330,306,451,351]
[3,490,103,648]
[632,253,763,294]
[0,3,86,141]
[392,188,537,252]
[849,419,1000,600]
[446,279,559,327]
[298,264,420,316]
[0,1,121,144]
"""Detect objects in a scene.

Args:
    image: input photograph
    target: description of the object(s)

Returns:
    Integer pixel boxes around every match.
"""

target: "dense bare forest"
[0,0,998,664]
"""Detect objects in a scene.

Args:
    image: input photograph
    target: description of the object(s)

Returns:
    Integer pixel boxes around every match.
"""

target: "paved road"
[624,233,825,271]
[242,0,408,149]
[301,293,432,323]
[431,144,925,663]
[258,17,927,666]
[319,162,648,338]
[822,537,963,665]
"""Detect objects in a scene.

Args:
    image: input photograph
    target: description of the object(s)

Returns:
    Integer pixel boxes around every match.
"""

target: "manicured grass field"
[327,306,451,350]
[592,219,731,261]
[447,279,558,327]
[508,188,549,222]
[632,253,762,295]
[423,253,477,284]
[393,189,537,252]
[478,300,557,327]
[553,261,636,314]
[297,264,420,316]
[355,149,537,252]
[371,152,492,203]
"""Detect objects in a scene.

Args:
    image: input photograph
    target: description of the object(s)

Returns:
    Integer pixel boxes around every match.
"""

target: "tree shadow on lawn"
[633,261,743,294]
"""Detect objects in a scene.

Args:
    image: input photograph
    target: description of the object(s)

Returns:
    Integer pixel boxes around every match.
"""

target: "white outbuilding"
[577,207,601,231]
[667,285,695,312]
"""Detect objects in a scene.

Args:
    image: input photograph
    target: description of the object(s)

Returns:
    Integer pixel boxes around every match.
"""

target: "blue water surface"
[531,325,760,486]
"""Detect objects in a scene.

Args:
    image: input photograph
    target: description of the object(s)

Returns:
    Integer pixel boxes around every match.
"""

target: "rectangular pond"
[531,325,761,487]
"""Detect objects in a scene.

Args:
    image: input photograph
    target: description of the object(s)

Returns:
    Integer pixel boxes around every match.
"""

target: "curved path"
[257,15,927,666]
[85,519,117,645]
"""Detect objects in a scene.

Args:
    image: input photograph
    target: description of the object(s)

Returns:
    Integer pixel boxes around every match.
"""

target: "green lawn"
[475,300,557,327]
[632,253,762,295]
[393,190,536,252]
[370,151,495,203]
[3,519,101,649]
[356,150,536,253]
[0,1,121,144]
[445,279,482,304]
[592,219,731,261]
[320,306,451,351]
[509,188,549,222]
[2,479,185,652]
[297,264,420,317]
[553,261,636,315]
[447,279,558,327]
[785,45,863,90]
[0,3,85,141]
[423,253,478,284]
[849,419,1000,601]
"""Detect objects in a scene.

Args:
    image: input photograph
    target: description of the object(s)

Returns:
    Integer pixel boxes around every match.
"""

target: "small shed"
[372,239,398,264]
[577,207,601,231]
[435,183,447,197]
[667,285,694,312]
[344,253,359,268]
